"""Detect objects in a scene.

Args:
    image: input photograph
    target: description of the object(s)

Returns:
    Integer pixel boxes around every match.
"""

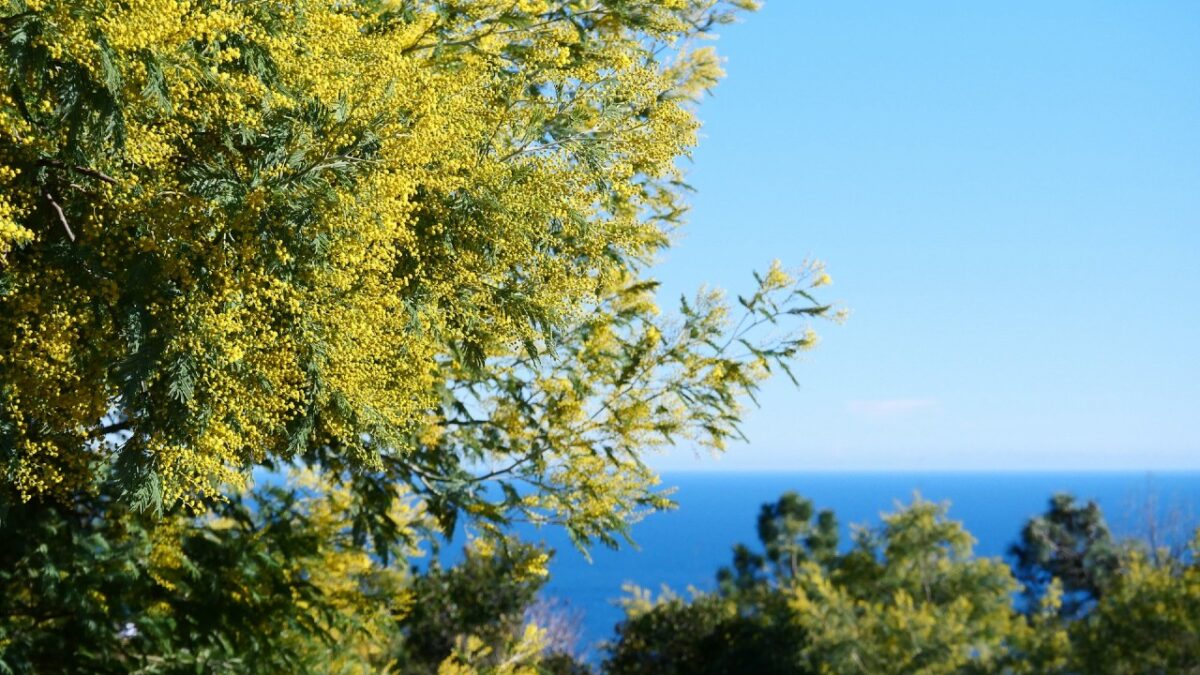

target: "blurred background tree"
[1009,494,1122,617]
[605,491,1199,675]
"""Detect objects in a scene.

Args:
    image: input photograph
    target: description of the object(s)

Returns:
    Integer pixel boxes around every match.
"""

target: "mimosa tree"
[0,0,833,552]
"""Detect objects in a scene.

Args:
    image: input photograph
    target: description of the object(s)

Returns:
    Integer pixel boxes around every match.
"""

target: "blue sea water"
[496,471,1200,658]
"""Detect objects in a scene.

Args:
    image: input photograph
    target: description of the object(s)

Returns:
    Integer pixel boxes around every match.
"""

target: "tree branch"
[93,420,132,437]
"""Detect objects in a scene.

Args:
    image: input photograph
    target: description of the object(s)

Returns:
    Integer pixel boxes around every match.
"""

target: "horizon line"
[654,467,1200,474]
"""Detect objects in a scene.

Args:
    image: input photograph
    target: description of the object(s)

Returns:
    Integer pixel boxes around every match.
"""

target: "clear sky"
[650,1,1200,471]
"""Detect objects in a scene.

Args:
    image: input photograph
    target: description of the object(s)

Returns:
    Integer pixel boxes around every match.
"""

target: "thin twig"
[403,7,606,55]
[39,158,117,185]
[44,192,74,241]
[471,452,539,483]
[71,164,117,185]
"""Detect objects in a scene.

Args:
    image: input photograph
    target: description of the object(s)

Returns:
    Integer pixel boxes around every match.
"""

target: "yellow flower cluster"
[0,164,31,259]
[0,0,721,506]
[437,623,546,675]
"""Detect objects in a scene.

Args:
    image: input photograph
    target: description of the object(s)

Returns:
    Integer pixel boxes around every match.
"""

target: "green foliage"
[605,491,1199,675]
[0,463,402,673]
[605,589,801,675]
[717,491,838,592]
[0,473,157,673]
[399,539,555,674]
[788,498,1021,674]
[0,458,595,674]
[3,470,1196,674]
[1068,537,1200,674]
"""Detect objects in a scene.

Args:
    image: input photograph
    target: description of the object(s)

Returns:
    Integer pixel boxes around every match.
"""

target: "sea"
[475,471,1200,659]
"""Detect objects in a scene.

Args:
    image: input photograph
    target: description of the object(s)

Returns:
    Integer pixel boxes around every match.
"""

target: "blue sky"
[650,1,1200,471]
